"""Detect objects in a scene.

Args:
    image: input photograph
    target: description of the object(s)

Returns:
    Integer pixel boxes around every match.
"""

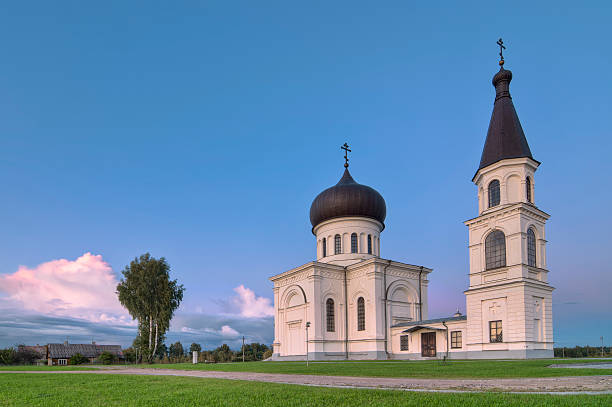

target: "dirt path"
[2,368,611,394]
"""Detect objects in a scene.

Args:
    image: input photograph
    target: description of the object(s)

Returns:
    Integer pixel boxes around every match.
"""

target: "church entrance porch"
[421,332,436,357]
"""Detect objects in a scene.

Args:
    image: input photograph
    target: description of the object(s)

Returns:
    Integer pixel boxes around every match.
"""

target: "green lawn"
[140,359,612,378]
[0,365,97,371]
[0,373,609,407]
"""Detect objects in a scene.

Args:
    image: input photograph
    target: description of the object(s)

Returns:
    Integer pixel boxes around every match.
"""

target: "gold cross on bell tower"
[497,38,506,66]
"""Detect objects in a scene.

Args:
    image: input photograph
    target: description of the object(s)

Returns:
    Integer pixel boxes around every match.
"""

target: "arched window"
[334,234,341,255]
[357,297,365,331]
[485,230,506,270]
[488,180,500,208]
[326,298,335,332]
[367,235,372,254]
[322,238,327,257]
[351,233,358,253]
[526,177,532,203]
[527,228,536,267]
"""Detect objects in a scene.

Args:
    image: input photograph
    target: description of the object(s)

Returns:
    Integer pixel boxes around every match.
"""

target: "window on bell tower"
[488,180,500,208]
[527,228,536,267]
[367,235,372,254]
[485,230,506,270]
[322,238,326,257]
[351,233,358,253]
[526,177,532,203]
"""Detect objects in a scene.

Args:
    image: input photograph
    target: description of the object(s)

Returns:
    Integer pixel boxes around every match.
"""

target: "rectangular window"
[450,331,462,348]
[357,297,365,331]
[400,335,409,351]
[489,320,503,343]
[58,359,67,365]
[326,300,335,332]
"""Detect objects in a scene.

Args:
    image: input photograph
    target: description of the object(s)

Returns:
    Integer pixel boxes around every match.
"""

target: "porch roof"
[391,315,467,328]
[401,325,447,333]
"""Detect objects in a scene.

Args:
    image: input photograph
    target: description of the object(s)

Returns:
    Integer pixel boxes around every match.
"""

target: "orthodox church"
[270,51,554,360]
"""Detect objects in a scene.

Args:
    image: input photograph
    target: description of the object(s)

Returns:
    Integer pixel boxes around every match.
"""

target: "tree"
[189,343,202,354]
[116,253,184,363]
[98,352,116,365]
[123,347,137,363]
[69,353,88,365]
[169,342,184,360]
[213,344,234,362]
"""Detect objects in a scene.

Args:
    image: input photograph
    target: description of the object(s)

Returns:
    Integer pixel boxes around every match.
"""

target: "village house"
[46,342,123,366]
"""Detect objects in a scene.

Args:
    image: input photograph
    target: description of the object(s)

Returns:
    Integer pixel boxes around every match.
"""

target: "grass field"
[139,359,612,379]
[0,373,610,407]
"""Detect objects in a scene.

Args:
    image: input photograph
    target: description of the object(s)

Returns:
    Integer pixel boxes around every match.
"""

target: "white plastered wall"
[465,157,554,357]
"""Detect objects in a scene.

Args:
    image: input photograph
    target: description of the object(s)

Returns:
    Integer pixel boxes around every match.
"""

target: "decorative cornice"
[465,202,550,227]
[472,157,540,184]
[465,278,554,294]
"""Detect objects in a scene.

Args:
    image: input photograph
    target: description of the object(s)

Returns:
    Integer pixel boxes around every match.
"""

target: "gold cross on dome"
[341,143,351,168]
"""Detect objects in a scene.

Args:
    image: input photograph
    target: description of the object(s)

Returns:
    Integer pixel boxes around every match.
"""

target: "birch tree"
[116,253,184,363]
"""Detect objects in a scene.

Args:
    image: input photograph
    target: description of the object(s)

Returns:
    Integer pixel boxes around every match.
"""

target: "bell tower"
[464,40,554,358]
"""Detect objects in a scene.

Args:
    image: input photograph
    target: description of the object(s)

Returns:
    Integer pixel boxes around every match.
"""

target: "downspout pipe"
[383,260,392,358]
[442,320,449,361]
[418,266,424,321]
[344,266,349,360]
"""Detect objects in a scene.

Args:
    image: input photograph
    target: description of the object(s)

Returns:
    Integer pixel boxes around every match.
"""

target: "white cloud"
[230,285,274,318]
[220,325,239,337]
[0,253,132,325]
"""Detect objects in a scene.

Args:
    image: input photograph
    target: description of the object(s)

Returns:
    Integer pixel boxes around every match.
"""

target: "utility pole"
[242,336,245,362]
[601,336,604,358]
[305,321,311,367]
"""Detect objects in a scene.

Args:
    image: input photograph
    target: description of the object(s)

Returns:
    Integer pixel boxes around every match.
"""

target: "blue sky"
[0,1,610,349]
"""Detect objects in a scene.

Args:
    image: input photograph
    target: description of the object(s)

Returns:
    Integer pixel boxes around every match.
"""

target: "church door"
[421,332,436,357]
[288,322,303,355]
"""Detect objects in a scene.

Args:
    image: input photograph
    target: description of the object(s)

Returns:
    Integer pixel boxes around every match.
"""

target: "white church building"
[270,58,554,360]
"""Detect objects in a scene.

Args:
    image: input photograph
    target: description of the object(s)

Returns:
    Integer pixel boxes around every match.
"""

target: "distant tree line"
[122,341,272,364]
[554,346,611,358]
[0,346,41,365]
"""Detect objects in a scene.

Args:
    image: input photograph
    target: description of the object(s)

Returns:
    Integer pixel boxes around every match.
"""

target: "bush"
[98,352,116,365]
[0,348,16,365]
[69,353,89,365]
[262,349,273,360]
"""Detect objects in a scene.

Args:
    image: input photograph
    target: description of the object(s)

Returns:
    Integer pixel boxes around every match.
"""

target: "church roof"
[477,66,536,171]
[309,168,386,231]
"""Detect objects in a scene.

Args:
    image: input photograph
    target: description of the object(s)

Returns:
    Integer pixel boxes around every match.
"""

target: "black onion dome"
[309,168,386,231]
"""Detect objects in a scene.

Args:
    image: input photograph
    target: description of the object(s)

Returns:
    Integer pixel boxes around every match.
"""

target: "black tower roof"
[309,168,386,231]
[478,66,535,171]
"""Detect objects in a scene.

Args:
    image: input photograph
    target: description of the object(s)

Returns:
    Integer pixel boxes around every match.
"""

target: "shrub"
[262,349,273,360]
[98,352,116,365]
[69,353,88,365]
[0,348,16,365]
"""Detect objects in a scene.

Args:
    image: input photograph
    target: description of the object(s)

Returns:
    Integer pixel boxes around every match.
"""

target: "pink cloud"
[0,253,132,325]
[231,285,274,318]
